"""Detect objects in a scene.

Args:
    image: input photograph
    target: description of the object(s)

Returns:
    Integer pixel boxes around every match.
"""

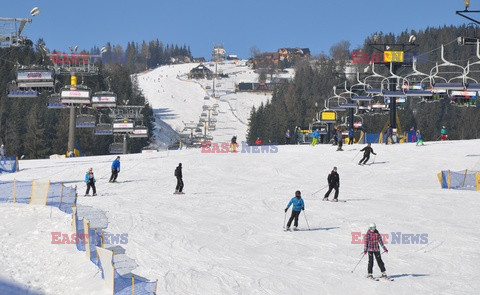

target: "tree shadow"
[389,273,430,279]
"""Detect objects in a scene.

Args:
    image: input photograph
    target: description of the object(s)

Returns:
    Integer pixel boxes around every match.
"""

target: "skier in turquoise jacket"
[284,190,305,231]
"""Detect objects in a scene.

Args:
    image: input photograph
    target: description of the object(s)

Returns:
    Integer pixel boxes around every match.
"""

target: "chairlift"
[60,86,91,104]
[130,125,148,138]
[204,96,210,100]
[112,119,134,133]
[91,91,117,108]
[109,142,123,154]
[94,123,113,135]
[202,105,210,111]
[212,111,219,116]
[47,94,65,109]
[76,114,96,128]
[208,125,216,131]
[201,112,208,117]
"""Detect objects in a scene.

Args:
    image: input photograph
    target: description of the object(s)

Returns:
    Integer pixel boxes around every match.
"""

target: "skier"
[174,163,184,194]
[311,129,319,146]
[332,127,338,145]
[440,126,447,141]
[255,137,262,145]
[348,129,354,145]
[385,124,394,145]
[178,140,184,150]
[0,144,5,158]
[358,143,376,165]
[416,130,424,146]
[336,129,343,151]
[323,167,340,202]
[84,168,97,196]
[364,223,389,280]
[285,129,291,145]
[230,135,238,152]
[284,190,305,231]
[109,156,121,183]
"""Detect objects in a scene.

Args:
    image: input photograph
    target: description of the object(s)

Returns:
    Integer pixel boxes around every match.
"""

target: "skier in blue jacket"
[284,190,305,231]
[84,168,97,196]
[109,156,121,182]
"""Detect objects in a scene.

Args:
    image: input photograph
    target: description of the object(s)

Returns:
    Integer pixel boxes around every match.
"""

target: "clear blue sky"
[2,0,471,59]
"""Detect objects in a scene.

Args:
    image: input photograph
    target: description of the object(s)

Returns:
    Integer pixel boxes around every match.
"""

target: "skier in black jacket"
[358,143,377,165]
[174,163,184,194]
[324,167,340,202]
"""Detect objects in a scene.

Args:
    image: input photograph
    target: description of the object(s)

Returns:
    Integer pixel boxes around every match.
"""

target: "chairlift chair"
[76,114,96,128]
[94,123,113,135]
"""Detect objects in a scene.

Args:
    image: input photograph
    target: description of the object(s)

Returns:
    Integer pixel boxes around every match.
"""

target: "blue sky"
[2,0,471,59]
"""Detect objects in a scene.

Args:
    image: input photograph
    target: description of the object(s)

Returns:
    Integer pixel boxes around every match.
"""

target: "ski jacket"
[312,131,319,139]
[348,130,354,137]
[441,128,447,135]
[286,196,305,212]
[387,127,393,136]
[175,166,182,178]
[0,146,4,157]
[364,229,386,252]
[327,171,340,187]
[111,159,120,171]
[84,172,95,183]
[417,133,423,140]
[285,131,291,138]
[231,136,237,144]
[361,146,375,156]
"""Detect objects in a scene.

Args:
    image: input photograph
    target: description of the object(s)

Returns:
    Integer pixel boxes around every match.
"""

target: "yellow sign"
[321,111,336,121]
[384,51,404,63]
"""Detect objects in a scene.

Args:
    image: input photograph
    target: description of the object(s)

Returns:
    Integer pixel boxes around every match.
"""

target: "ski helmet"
[295,190,301,196]
[369,223,376,230]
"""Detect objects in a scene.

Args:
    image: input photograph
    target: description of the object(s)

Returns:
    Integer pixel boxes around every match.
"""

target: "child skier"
[284,190,305,231]
[364,223,389,280]
[84,168,97,196]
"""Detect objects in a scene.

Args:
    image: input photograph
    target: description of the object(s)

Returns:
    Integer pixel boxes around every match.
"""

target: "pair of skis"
[368,275,394,281]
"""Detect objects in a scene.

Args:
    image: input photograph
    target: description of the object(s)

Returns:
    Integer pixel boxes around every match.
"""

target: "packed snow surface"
[1,139,480,294]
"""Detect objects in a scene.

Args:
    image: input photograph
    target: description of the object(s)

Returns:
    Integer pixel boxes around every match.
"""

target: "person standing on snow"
[364,223,389,280]
[336,129,343,151]
[416,130,424,146]
[285,129,291,145]
[109,156,121,183]
[385,124,394,145]
[358,143,376,165]
[323,167,340,201]
[0,144,5,158]
[311,129,319,146]
[84,168,97,196]
[348,129,354,145]
[440,126,447,141]
[284,190,305,231]
[230,135,238,152]
[174,163,184,194]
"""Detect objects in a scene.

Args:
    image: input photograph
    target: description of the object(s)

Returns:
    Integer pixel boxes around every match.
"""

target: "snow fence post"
[59,183,64,209]
[132,275,135,295]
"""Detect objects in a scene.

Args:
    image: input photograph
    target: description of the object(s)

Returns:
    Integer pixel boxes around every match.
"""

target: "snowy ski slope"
[137,61,293,146]
[1,140,480,294]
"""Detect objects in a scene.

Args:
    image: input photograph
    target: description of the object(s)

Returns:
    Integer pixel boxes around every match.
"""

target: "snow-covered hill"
[137,61,293,147]
[1,140,480,294]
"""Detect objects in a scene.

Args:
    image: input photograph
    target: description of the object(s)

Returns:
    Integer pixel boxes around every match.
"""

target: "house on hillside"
[278,48,311,61]
[189,64,213,79]
[193,57,206,63]
[254,52,280,67]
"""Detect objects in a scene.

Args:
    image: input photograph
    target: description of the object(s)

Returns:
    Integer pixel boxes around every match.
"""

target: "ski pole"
[312,185,328,196]
[352,150,361,161]
[351,253,365,273]
[283,211,287,229]
[372,154,376,164]
[303,210,310,231]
